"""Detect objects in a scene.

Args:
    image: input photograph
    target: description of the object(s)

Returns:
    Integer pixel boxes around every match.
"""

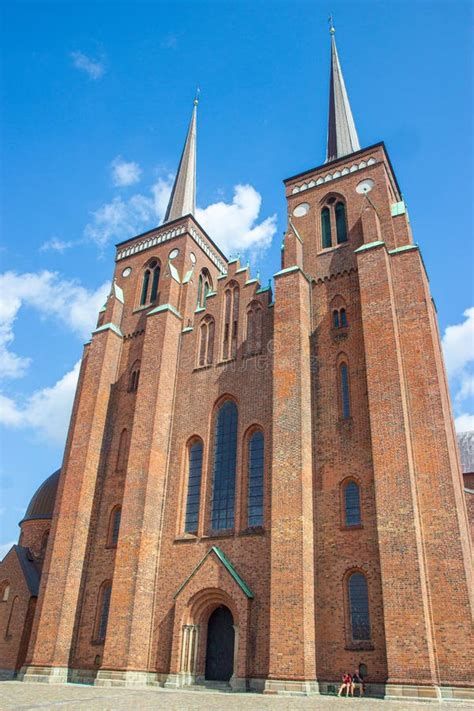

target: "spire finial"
[163,100,198,224]
[326,23,361,162]
[194,86,200,106]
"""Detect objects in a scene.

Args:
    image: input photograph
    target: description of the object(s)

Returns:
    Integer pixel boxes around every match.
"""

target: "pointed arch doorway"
[205,605,235,681]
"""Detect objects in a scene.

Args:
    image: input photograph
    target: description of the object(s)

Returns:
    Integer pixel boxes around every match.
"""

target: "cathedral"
[1,26,473,701]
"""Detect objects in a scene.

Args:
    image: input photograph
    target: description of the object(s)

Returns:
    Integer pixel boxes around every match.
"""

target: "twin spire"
[163,24,360,224]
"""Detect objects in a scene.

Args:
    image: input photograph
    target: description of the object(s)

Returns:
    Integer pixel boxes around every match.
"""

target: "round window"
[169,248,179,260]
[122,267,132,278]
[293,202,310,218]
[190,252,197,264]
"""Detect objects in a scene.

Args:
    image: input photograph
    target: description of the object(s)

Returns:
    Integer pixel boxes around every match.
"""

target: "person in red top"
[337,672,352,697]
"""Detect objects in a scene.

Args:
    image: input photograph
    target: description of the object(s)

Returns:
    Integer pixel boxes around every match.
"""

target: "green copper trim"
[273,265,302,277]
[236,266,248,274]
[268,302,275,308]
[195,306,205,313]
[391,200,406,217]
[113,281,124,303]
[245,279,259,286]
[147,303,182,319]
[92,322,123,338]
[227,258,239,265]
[182,326,194,333]
[217,274,228,280]
[206,291,217,298]
[388,244,418,254]
[174,546,254,600]
[99,304,107,313]
[354,240,385,253]
[256,285,271,294]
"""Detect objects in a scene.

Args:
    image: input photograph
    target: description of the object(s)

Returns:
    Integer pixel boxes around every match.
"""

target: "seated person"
[337,672,352,697]
[351,669,364,696]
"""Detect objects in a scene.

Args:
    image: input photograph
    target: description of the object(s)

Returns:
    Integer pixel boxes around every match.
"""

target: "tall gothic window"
[340,362,351,419]
[348,572,371,640]
[321,197,348,249]
[198,317,215,366]
[140,259,160,306]
[344,480,361,526]
[247,430,264,527]
[128,361,140,393]
[335,201,348,243]
[223,283,239,360]
[96,582,112,642]
[184,440,203,534]
[116,429,129,472]
[321,206,332,249]
[211,400,238,530]
[197,270,213,308]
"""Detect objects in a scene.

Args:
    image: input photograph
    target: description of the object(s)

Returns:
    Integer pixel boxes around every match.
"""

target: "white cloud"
[84,176,173,248]
[85,179,277,262]
[111,157,142,187]
[196,184,277,261]
[442,307,474,433]
[0,271,109,379]
[40,238,75,253]
[70,51,105,79]
[0,541,15,560]
[0,361,80,445]
[442,307,474,376]
[455,413,474,433]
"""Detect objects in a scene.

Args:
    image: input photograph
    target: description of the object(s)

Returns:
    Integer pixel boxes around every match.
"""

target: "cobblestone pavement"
[1,683,473,711]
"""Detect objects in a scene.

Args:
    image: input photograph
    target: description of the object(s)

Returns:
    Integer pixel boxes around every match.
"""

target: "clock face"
[356,179,374,194]
[169,248,179,260]
[190,252,197,264]
[122,267,132,277]
[293,202,310,217]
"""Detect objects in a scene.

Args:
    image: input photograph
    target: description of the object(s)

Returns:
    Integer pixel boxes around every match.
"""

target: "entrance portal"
[204,605,235,681]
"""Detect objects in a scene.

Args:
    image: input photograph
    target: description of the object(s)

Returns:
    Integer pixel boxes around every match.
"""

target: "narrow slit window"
[335,202,348,243]
[110,507,121,546]
[344,481,361,526]
[184,441,203,534]
[340,363,351,419]
[140,270,150,305]
[248,431,264,527]
[333,310,340,328]
[348,573,371,640]
[150,264,160,302]
[97,584,112,642]
[340,308,347,327]
[321,207,332,249]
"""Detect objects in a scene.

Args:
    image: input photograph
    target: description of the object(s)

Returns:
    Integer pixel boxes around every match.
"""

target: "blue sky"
[1,0,473,550]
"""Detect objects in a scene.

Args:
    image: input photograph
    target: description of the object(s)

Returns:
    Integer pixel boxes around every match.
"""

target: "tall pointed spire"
[326,20,360,163]
[163,95,198,223]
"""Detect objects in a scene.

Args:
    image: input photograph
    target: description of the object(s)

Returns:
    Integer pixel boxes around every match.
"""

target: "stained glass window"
[348,573,371,640]
[211,401,238,530]
[248,431,264,526]
[184,441,203,534]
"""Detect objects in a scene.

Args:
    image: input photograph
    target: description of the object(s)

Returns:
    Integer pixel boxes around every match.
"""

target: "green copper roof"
[174,545,254,600]
[388,244,418,254]
[354,240,385,253]
[147,303,182,319]
[92,322,123,338]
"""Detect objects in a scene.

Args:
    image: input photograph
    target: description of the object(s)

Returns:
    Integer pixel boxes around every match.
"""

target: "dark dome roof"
[20,469,60,525]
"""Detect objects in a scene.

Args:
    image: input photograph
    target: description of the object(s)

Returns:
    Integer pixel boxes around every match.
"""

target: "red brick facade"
[1,142,473,700]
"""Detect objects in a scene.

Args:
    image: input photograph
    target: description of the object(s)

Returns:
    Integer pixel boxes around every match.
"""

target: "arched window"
[223,283,239,360]
[248,430,264,527]
[108,507,121,547]
[95,582,112,642]
[321,206,332,249]
[0,581,10,602]
[184,440,203,534]
[321,197,348,249]
[340,363,351,419]
[198,317,215,366]
[348,572,371,640]
[140,259,160,306]
[128,362,140,393]
[211,400,238,530]
[343,480,361,526]
[197,269,213,308]
[340,308,347,327]
[335,202,348,243]
[333,310,340,328]
[116,429,129,472]
[246,303,263,355]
